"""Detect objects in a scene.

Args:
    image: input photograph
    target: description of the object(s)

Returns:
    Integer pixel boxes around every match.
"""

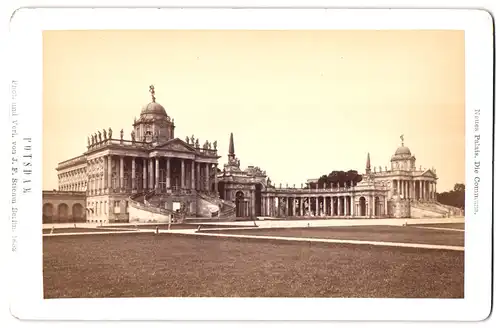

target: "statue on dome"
[103,129,107,140]
[108,127,113,139]
[149,85,156,102]
[131,130,136,142]
[120,129,124,140]
[400,134,405,146]
[98,130,102,142]
[213,140,217,150]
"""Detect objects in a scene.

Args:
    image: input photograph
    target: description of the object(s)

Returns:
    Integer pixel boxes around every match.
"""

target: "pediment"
[420,169,436,178]
[154,138,196,153]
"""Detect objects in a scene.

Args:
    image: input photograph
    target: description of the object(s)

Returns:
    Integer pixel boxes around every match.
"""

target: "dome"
[395,146,411,156]
[141,101,167,116]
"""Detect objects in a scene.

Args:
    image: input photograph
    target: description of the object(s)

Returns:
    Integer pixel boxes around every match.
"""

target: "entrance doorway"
[235,191,245,217]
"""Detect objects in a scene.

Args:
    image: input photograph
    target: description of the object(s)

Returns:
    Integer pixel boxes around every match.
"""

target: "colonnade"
[393,179,437,201]
[259,194,387,218]
[86,155,218,195]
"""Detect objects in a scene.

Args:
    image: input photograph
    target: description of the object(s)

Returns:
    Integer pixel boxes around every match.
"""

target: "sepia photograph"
[41,28,467,300]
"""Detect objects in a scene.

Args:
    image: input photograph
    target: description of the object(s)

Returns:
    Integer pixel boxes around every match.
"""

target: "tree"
[310,170,363,188]
[453,183,465,193]
[437,183,465,209]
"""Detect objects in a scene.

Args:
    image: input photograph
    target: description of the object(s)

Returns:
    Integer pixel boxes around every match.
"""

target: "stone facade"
[53,86,220,223]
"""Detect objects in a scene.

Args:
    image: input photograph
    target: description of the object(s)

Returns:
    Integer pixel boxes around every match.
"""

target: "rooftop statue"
[213,140,217,150]
[120,129,124,140]
[103,129,107,140]
[191,135,195,144]
[185,136,190,144]
[87,136,90,146]
[98,130,102,142]
[108,127,112,139]
[131,130,135,142]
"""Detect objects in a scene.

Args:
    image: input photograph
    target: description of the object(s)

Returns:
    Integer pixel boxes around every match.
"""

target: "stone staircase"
[198,192,236,219]
[410,201,463,218]
[128,192,181,223]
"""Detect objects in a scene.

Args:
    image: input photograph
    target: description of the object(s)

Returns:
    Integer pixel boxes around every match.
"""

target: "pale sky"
[43,30,465,192]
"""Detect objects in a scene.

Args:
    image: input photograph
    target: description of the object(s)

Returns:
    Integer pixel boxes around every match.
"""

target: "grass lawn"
[203,225,464,247]
[115,223,256,230]
[42,227,136,234]
[43,234,463,299]
[411,223,465,230]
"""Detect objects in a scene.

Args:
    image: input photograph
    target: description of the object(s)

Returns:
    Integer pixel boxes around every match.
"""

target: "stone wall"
[387,199,411,218]
[128,203,172,223]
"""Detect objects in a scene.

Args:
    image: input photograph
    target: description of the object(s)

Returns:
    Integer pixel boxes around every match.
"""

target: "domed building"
[49,86,224,224]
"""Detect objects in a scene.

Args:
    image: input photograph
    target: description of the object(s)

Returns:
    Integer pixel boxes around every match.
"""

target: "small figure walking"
[155,226,159,235]
[50,226,54,234]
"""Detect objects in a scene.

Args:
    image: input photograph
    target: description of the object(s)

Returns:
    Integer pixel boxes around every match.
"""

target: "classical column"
[180,159,185,189]
[291,197,296,216]
[196,163,201,190]
[337,197,341,216]
[410,180,414,200]
[214,164,218,193]
[315,197,319,216]
[372,196,376,217]
[107,156,112,192]
[330,197,334,216]
[155,157,160,190]
[148,158,153,190]
[267,196,271,216]
[142,158,147,191]
[131,157,136,191]
[350,196,355,217]
[299,197,303,216]
[119,156,124,191]
[205,163,210,191]
[191,160,196,190]
[166,158,171,189]
[344,197,347,216]
[103,156,108,190]
[419,180,423,200]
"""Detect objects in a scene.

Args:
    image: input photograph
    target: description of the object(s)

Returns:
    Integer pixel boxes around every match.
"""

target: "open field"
[202,225,464,247]
[43,233,464,299]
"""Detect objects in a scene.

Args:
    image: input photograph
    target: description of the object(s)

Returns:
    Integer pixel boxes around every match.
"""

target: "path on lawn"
[43,217,465,251]
[43,216,464,230]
